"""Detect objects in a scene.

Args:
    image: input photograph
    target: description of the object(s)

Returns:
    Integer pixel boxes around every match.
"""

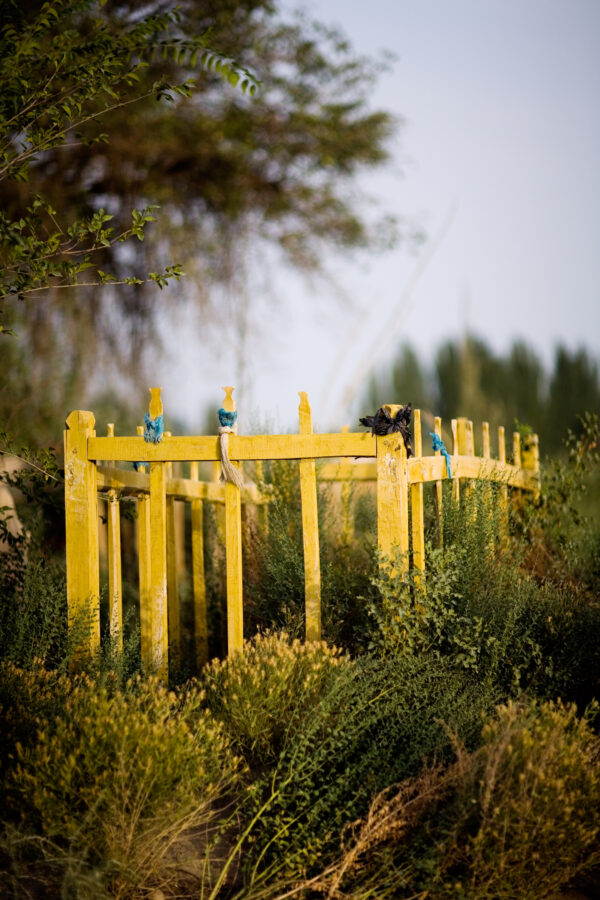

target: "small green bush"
[242,649,498,884]
[1,668,240,899]
[202,631,349,772]
[304,699,600,900]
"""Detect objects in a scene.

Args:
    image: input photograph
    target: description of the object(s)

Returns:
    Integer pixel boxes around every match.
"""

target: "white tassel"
[219,427,244,489]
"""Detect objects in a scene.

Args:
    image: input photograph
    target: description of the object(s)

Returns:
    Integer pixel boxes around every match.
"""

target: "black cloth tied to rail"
[359,403,413,457]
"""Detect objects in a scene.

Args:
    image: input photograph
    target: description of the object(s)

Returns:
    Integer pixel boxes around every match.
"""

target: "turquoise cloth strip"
[430,432,452,478]
[218,408,237,428]
[144,412,164,444]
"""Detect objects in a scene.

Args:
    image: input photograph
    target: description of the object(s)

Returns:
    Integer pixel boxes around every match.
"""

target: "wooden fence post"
[411,408,425,586]
[223,386,244,654]
[451,418,460,502]
[164,431,181,668]
[377,405,409,570]
[299,392,322,641]
[497,425,509,539]
[106,423,122,650]
[433,415,444,548]
[522,433,540,501]
[64,410,100,657]
[190,460,208,669]
[146,389,168,677]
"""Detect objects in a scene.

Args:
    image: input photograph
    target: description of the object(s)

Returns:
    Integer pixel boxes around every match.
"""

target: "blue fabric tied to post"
[143,413,164,444]
[430,432,452,478]
[218,408,237,428]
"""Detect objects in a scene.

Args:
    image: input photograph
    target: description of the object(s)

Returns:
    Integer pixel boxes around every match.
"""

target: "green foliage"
[240,649,497,883]
[1,667,239,898]
[243,460,376,652]
[303,699,600,900]
[0,0,257,321]
[203,632,349,773]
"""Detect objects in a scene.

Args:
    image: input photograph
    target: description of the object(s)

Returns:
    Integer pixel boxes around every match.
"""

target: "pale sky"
[160,0,600,434]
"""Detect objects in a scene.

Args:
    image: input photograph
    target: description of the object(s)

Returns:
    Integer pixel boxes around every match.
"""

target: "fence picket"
[299,392,322,641]
[164,433,181,667]
[433,415,444,548]
[64,410,100,659]
[377,409,409,569]
[411,409,425,586]
[221,388,244,654]
[190,460,208,669]
[498,425,509,538]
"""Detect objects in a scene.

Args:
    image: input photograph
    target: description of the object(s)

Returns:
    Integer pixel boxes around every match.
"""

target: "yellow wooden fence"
[64,388,540,676]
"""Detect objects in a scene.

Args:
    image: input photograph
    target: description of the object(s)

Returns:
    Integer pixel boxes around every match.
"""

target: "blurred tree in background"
[1,0,398,446]
[362,336,600,456]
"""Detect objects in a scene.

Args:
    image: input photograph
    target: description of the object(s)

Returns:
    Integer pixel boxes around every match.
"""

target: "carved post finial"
[149,387,163,419]
[221,386,236,413]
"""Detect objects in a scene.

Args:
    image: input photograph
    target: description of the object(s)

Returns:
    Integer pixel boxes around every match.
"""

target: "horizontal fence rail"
[64,388,540,677]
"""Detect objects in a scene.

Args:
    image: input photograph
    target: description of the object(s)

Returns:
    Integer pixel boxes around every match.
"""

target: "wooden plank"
[106,492,123,650]
[377,431,409,569]
[134,426,152,669]
[166,496,180,665]
[299,392,322,641]
[149,462,168,678]
[319,460,377,481]
[433,415,444,548]
[190,461,208,670]
[406,455,537,490]
[222,388,244,655]
[522,432,541,501]
[451,418,460,502]
[338,426,354,543]
[498,426,509,539]
[137,492,153,669]
[410,409,425,586]
[64,411,100,658]
[89,432,377,463]
[97,466,230,502]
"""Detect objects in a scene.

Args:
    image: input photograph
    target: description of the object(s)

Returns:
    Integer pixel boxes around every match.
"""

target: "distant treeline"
[361,337,600,455]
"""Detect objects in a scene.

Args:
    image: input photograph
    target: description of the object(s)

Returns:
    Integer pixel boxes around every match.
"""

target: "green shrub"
[304,699,600,900]
[1,669,240,899]
[243,461,376,652]
[202,631,349,772]
[242,649,498,884]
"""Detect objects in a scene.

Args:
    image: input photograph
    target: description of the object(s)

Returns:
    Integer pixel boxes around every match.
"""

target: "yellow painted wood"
[225,479,243,654]
[433,416,444,548]
[149,461,168,677]
[451,418,460,502]
[522,433,541,500]
[320,460,377,481]
[149,386,163,419]
[97,453,537,495]
[97,466,229,502]
[222,387,244,655]
[190,461,208,670]
[512,431,521,468]
[299,392,322,641]
[135,425,152,668]
[411,409,425,587]
[137,490,153,668]
[64,410,100,658]
[105,423,122,649]
[377,431,409,569]
[498,425,509,539]
[163,432,180,666]
[339,425,354,543]
[88,432,376,463]
[482,422,490,459]
[107,491,123,650]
